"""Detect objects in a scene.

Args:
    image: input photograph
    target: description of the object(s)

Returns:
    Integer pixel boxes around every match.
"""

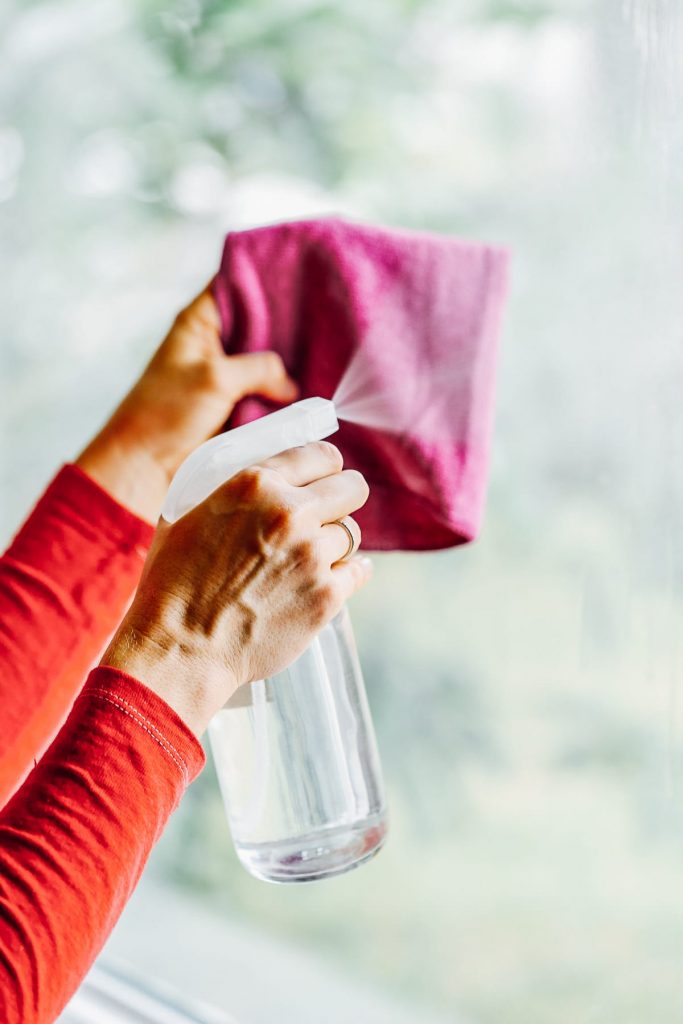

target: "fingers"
[331,555,374,604]
[319,516,361,565]
[171,286,298,406]
[303,470,370,523]
[224,351,298,404]
[260,441,343,487]
[176,286,222,336]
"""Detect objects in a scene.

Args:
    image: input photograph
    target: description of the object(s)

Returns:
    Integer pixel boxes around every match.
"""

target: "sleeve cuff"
[80,666,206,784]
[52,465,156,553]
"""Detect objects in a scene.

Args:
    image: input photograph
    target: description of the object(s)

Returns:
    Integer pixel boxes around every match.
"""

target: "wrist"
[102,620,239,737]
[77,425,171,524]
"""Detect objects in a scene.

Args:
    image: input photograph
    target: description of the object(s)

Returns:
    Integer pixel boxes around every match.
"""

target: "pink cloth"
[213,217,510,550]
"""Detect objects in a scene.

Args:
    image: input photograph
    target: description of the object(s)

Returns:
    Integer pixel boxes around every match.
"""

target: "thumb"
[222,351,299,404]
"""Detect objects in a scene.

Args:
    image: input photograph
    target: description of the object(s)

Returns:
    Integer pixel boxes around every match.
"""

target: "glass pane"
[2,1,683,1021]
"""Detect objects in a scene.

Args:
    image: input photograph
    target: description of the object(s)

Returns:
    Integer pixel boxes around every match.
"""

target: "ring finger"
[304,469,369,523]
[319,516,362,565]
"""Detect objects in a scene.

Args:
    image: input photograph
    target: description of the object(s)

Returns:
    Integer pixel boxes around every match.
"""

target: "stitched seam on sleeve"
[85,686,188,760]
[80,691,189,781]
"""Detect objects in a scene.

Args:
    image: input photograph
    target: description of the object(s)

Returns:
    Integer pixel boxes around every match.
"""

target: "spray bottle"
[161,398,387,882]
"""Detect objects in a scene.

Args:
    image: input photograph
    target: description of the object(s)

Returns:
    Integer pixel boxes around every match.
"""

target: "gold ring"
[335,517,357,561]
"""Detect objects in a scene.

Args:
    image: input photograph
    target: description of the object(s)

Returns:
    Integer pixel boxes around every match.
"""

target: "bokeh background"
[3,1,683,1022]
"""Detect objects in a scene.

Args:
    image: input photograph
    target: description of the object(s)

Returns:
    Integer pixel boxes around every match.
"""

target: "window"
[3,2,682,1021]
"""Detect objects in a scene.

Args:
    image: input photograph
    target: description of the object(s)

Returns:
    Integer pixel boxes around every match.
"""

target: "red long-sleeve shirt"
[0,465,205,1023]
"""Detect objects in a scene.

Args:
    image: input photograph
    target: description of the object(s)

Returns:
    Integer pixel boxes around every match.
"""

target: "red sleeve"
[0,666,205,1024]
[0,464,154,804]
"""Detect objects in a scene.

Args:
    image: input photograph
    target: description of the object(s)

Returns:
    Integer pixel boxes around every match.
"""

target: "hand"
[101,442,372,735]
[77,286,298,521]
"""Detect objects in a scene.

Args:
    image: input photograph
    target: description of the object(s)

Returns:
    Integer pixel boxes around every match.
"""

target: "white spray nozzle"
[161,397,339,524]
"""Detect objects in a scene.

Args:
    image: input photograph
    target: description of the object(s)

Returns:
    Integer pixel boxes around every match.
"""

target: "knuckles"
[190,359,223,396]
[230,468,301,541]
[290,538,317,569]
[261,503,296,542]
[309,582,338,626]
[229,466,277,503]
[173,308,194,332]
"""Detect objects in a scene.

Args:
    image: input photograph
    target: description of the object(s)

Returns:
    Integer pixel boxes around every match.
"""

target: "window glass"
[3,2,683,1021]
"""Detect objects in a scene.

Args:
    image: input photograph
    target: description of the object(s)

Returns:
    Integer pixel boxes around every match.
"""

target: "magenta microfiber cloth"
[212,217,510,551]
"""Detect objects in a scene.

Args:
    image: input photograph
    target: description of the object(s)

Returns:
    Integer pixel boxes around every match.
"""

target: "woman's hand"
[77,286,297,522]
[101,442,372,735]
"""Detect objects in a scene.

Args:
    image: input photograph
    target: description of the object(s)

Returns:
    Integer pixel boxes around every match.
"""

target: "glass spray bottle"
[161,398,388,882]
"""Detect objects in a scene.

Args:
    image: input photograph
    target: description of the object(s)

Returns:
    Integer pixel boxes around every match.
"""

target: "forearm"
[0,666,204,1024]
[76,420,171,524]
[0,465,154,803]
